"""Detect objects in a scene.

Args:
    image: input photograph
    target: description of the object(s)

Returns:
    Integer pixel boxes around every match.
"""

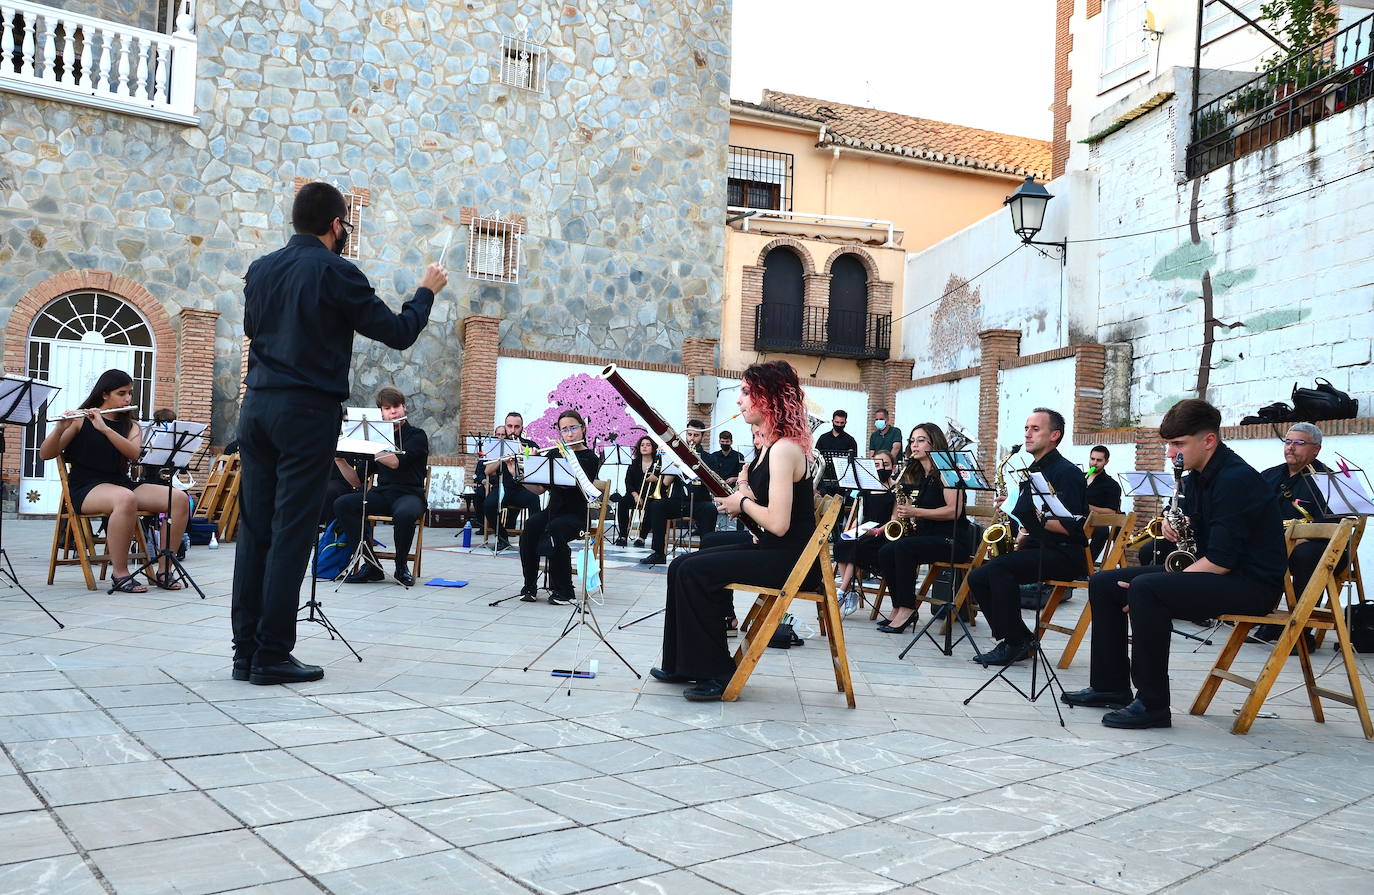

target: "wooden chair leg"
[1190,624,1248,716]
[414,521,426,578]
[1329,598,1374,738]
[1231,622,1305,735]
[725,593,792,702]
[1057,600,1093,669]
[73,515,98,592]
[1035,585,1069,641]
[820,578,855,707]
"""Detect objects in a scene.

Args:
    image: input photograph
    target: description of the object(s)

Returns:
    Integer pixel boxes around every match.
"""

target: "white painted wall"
[895,376,981,446]
[998,357,1080,458]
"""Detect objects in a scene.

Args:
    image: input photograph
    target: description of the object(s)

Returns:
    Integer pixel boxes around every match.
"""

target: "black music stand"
[964,467,1070,726]
[303,520,362,663]
[0,375,63,627]
[899,450,989,659]
[117,421,208,599]
[333,413,402,589]
[833,456,890,616]
[601,443,635,541]
[488,453,573,607]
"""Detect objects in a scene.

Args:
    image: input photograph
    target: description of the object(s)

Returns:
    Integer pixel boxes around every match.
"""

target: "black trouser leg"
[693,499,718,538]
[881,535,972,610]
[1088,565,1167,695]
[545,513,583,594]
[383,492,426,563]
[486,484,538,536]
[333,490,372,564]
[519,511,550,588]
[319,478,355,527]
[966,547,1084,645]
[231,390,340,666]
[649,496,685,555]
[1288,538,1346,598]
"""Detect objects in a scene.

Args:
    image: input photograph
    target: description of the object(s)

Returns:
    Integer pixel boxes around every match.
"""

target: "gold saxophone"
[1125,516,1164,548]
[883,485,917,541]
[981,445,1022,556]
[1282,462,1318,530]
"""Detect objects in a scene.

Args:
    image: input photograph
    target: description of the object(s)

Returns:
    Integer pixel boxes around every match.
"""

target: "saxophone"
[1125,516,1165,549]
[1163,453,1197,572]
[980,445,1022,557]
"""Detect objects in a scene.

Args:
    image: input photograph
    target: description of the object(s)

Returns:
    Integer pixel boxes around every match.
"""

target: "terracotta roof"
[755,90,1051,180]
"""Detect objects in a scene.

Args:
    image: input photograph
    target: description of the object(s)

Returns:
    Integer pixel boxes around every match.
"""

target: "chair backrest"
[776,495,844,598]
[1284,519,1358,608]
[1085,509,1134,573]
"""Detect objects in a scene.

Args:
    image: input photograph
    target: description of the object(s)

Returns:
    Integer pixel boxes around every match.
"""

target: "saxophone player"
[1064,399,1285,729]
[967,409,1088,665]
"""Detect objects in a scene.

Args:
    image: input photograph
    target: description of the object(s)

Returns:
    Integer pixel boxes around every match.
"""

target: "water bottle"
[208,531,219,550]
[461,521,472,548]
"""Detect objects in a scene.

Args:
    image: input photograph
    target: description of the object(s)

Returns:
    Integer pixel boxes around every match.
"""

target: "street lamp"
[1004,175,1066,264]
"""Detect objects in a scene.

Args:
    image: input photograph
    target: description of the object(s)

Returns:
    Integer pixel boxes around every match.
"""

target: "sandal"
[155,570,185,591]
[111,574,148,594]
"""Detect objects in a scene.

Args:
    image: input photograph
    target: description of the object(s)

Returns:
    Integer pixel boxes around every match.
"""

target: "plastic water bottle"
[208,531,219,550]
[461,521,472,548]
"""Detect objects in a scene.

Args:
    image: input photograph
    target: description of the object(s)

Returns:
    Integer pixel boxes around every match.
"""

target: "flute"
[49,406,139,422]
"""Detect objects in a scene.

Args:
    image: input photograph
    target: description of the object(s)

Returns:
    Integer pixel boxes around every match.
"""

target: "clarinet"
[599,364,764,539]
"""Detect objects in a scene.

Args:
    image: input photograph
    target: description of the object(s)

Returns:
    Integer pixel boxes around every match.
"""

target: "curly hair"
[742,361,810,451]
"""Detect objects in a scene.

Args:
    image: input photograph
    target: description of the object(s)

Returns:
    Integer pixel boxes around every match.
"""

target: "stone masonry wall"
[0,0,730,455]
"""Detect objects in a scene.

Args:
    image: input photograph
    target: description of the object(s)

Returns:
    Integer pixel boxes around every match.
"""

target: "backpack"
[1291,378,1359,422]
[313,522,351,580]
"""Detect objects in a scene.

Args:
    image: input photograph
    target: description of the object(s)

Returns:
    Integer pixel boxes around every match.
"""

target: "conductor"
[232,182,447,685]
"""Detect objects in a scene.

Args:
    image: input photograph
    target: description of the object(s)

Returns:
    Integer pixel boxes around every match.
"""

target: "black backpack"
[1291,378,1358,422]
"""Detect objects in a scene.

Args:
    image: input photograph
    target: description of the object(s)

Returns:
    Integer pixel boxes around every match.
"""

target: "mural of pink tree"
[526,373,648,450]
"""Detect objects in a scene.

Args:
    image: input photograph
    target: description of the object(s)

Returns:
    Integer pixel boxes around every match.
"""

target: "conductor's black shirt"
[244,234,433,400]
[1014,448,1089,550]
[1185,442,1285,589]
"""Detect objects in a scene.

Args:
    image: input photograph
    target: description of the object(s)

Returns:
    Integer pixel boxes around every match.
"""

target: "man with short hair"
[335,386,429,587]
[233,181,445,685]
[641,420,716,565]
[1064,399,1285,729]
[707,430,745,531]
[1086,444,1122,560]
[481,411,541,551]
[967,408,1089,666]
[869,408,903,461]
[815,410,858,496]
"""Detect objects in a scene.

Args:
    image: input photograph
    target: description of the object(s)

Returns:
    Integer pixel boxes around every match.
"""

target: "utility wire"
[891,243,1026,326]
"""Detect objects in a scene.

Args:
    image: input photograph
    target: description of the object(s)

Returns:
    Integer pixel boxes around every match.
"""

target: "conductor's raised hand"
[421,263,448,295]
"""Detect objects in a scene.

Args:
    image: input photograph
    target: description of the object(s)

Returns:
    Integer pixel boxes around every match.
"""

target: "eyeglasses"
[558,425,582,434]
[1281,439,1312,447]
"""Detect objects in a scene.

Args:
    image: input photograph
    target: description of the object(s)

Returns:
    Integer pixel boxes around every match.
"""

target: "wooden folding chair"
[1190,519,1371,738]
[217,458,243,541]
[1034,510,1136,669]
[1312,515,1366,648]
[47,462,153,591]
[369,466,433,578]
[867,505,997,629]
[191,454,230,521]
[666,513,699,559]
[723,495,854,706]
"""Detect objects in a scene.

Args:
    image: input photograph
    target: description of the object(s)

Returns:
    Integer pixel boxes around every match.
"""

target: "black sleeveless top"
[64,418,136,491]
[909,467,960,538]
[748,443,816,551]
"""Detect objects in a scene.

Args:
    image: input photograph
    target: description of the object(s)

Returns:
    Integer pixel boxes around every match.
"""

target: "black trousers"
[615,496,651,542]
[660,541,805,681]
[484,481,540,536]
[967,546,1086,645]
[1290,538,1347,597]
[1089,565,1279,709]
[878,532,974,610]
[334,486,426,567]
[519,509,583,594]
[648,496,717,554]
[231,389,341,666]
[319,478,356,527]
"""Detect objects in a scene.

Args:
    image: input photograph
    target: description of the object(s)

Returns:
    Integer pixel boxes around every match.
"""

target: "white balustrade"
[0,0,198,124]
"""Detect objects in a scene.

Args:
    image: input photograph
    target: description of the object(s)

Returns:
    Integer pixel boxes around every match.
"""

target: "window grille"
[727,146,793,211]
[466,213,523,284]
[499,34,547,93]
[1100,0,1149,89]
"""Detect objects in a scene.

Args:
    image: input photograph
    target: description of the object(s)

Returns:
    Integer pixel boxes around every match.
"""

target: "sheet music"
[834,457,887,492]
[345,406,385,422]
[1025,471,1074,519]
[1311,471,1374,516]
[141,421,206,467]
[519,455,578,487]
[1120,470,1174,497]
[341,418,399,452]
[602,444,636,466]
[465,434,493,454]
[336,437,396,457]
[840,521,881,541]
[0,374,60,425]
[931,450,992,490]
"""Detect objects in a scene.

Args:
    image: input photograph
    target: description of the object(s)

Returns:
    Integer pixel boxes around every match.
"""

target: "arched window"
[827,254,869,352]
[759,246,804,349]
[22,292,156,482]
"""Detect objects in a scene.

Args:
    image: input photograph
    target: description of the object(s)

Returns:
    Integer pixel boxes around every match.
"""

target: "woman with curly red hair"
[651,360,817,701]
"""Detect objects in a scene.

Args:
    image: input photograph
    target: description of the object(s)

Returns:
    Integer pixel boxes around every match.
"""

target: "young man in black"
[335,387,429,587]
[233,182,445,685]
[814,410,858,496]
[516,410,602,605]
[967,408,1088,666]
[1085,444,1123,560]
[480,411,541,551]
[1064,399,1285,729]
[706,429,745,531]
[640,421,716,565]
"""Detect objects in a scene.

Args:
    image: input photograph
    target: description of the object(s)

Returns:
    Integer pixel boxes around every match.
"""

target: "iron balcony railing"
[754,304,891,360]
[1188,11,1374,177]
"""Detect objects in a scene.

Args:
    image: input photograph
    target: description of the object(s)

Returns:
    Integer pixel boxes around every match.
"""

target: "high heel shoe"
[877,614,917,634]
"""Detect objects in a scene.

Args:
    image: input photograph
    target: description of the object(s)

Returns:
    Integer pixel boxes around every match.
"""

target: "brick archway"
[822,245,881,282]
[2,270,177,486]
[753,237,818,276]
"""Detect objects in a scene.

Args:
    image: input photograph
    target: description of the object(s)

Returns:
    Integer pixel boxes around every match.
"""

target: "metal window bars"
[727,146,793,211]
[499,33,546,93]
[466,213,523,284]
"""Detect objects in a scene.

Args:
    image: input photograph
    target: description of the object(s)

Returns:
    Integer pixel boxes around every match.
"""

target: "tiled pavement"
[1,517,1372,894]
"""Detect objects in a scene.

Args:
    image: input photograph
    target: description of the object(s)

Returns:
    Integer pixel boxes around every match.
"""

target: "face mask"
[332,221,348,256]
[833,424,845,433]
[877,468,893,483]
[874,420,886,430]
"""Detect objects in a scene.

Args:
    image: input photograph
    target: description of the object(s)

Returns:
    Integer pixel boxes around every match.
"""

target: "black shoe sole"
[249,669,325,686]
[1061,693,1133,709]
[232,668,250,682]
[1102,714,1171,729]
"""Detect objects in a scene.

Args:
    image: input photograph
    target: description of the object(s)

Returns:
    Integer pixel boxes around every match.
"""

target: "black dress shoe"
[971,639,1034,667]
[518,585,538,602]
[1061,686,1133,709]
[231,658,253,682]
[612,537,628,547]
[638,552,667,566]
[1102,698,1171,729]
[683,678,729,701]
[394,565,414,587]
[878,614,917,634]
[249,655,325,686]
[343,564,385,584]
[633,538,645,548]
[649,667,693,683]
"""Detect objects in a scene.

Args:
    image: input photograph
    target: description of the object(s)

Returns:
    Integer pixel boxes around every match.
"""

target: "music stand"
[600,443,635,540]
[475,436,524,553]
[0,375,63,627]
[488,454,575,607]
[333,414,402,590]
[117,421,208,599]
[899,450,990,658]
[963,466,1071,725]
[833,457,889,615]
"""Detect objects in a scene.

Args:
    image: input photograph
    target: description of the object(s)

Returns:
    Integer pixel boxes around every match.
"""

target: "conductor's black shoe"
[650,667,693,683]
[971,639,1034,666]
[394,565,414,587]
[638,552,667,566]
[549,591,574,606]
[250,655,325,686]
[518,585,538,602]
[344,564,385,584]
[1101,699,1171,729]
[231,656,253,682]
[683,678,729,701]
[1061,687,1133,709]
[612,537,628,547]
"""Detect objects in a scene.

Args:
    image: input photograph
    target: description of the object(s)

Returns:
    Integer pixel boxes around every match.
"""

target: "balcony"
[0,0,198,125]
[754,304,891,361]
[1188,11,1374,177]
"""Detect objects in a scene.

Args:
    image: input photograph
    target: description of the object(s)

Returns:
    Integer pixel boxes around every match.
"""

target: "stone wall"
[0,0,730,455]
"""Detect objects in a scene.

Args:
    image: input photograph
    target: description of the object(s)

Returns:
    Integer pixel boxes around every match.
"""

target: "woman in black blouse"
[39,369,190,592]
[613,435,659,547]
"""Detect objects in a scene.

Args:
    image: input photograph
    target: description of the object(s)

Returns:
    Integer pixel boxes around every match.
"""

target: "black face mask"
[877,468,892,483]
[332,221,348,256]
[720,444,732,452]
[832,424,845,434]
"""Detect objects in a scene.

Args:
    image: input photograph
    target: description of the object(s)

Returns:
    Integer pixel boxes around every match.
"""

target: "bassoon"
[599,364,764,539]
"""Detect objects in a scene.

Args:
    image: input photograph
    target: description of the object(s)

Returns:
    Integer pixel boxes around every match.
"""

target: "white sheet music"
[1120,470,1175,497]
[341,416,399,452]
[834,457,887,492]
[1311,471,1374,516]
[520,455,578,487]
[141,421,206,467]
[840,521,881,541]
[0,374,60,425]
[1026,471,1074,519]
[336,437,395,457]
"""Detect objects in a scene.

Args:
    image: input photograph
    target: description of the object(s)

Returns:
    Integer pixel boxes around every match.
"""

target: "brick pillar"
[460,315,501,443]
[1072,343,1107,439]
[977,328,1022,504]
[803,272,830,310]
[886,359,915,429]
[177,307,220,469]
[1133,426,1165,522]
[858,360,890,445]
[740,265,764,351]
[683,337,718,447]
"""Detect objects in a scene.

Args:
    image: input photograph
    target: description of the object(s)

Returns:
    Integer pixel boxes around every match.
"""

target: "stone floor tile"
[491,718,621,749]
[578,869,739,895]
[891,800,1062,853]
[90,829,297,895]
[168,751,319,790]
[635,728,771,763]
[594,806,783,866]
[83,682,199,708]
[0,688,97,716]
[212,697,338,725]
[254,808,448,876]
[309,691,427,714]
[0,670,72,693]
[347,706,477,735]
[787,738,911,774]
[1006,829,1199,894]
[700,789,868,841]
[138,723,275,759]
[920,854,1107,894]
[517,775,682,824]
[0,710,121,742]
[964,782,1123,827]
[288,736,430,774]
[207,776,381,826]
[575,710,697,738]
[1075,814,1259,868]
[615,764,773,805]
[336,761,497,806]
[57,790,241,850]
[704,749,847,787]
[460,748,604,788]
[441,699,559,725]
[693,842,900,895]
[1212,843,1374,892]
[800,821,984,885]
[248,715,380,748]
[468,827,671,895]
[0,854,105,895]
[28,760,192,806]
[553,739,683,775]
[216,880,321,895]
[396,790,573,846]
[106,702,232,732]
[0,775,41,814]
[8,733,154,772]
[1030,767,1173,810]
[0,811,73,864]
[396,726,528,760]
[791,773,945,819]
[315,849,532,895]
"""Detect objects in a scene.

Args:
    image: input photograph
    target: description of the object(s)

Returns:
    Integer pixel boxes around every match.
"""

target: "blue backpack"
[313,522,351,580]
